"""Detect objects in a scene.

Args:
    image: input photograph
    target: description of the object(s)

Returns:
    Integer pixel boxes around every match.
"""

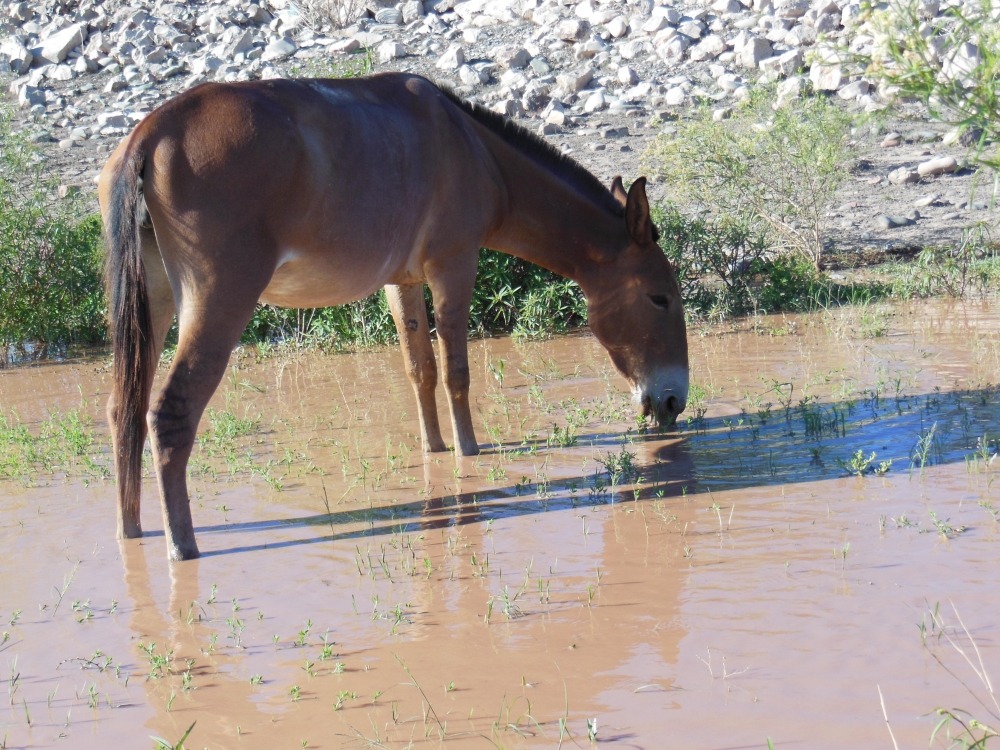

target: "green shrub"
[863,0,1000,172]
[0,115,106,361]
[756,254,824,312]
[242,249,588,350]
[649,90,852,269]
[512,280,587,340]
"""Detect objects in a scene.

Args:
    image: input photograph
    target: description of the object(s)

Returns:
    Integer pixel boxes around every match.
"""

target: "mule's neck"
[477,130,627,287]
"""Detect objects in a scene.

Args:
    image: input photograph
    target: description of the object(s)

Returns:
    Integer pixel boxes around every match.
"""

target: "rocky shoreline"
[0,0,995,260]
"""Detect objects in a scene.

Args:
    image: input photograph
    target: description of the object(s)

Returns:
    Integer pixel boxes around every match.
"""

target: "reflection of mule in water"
[99,73,689,562]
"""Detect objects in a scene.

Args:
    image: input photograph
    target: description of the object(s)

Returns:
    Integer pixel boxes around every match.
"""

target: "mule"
[99,73,689,562]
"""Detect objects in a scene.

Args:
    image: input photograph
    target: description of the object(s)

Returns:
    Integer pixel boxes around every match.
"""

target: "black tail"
[104,148,153,533]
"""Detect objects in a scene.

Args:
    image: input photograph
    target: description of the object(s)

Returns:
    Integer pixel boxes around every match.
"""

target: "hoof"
[118,523,143,540]
[167,544,200,562]
[456,444,480,458]
[424,441,448,454]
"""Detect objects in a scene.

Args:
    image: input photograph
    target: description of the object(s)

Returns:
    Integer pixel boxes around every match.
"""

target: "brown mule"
[99,73,689,562]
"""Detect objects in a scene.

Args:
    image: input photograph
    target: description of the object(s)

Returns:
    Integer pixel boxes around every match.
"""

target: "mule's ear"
[625,176,653,244]
[610,176,628,207]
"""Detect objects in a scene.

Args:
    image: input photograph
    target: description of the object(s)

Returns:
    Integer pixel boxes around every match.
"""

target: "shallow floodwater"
[1,299,998,749]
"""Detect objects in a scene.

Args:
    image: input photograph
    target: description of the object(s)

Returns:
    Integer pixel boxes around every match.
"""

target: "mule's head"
[584,176,689,426]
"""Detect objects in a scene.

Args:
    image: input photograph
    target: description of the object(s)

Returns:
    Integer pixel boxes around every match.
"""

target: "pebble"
[874,215,916,230]
[888,167,920,185]
[916,156,958,176]
[913,194,940,208]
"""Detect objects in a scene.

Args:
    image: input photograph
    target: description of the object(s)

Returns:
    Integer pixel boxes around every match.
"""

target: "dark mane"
[437,84,627,222]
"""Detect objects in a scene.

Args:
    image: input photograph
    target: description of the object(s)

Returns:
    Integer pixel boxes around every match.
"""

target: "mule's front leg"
[386,284,447,453]
[427,256,480,457]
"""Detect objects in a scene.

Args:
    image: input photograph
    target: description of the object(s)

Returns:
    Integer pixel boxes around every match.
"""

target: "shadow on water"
[182,383,998,558]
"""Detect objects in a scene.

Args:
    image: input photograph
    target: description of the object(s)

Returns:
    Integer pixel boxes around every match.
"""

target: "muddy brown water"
[1,299,999,749]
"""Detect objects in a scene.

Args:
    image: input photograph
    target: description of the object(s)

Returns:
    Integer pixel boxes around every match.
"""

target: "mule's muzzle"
[641,393,686,426]
[637,367,689,427]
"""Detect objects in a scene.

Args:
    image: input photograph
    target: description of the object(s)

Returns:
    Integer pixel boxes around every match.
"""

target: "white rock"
[664,86,686,106]
[809,64,842,90]
[0,39,32,74]
[493,98,525,117]
[558,18,586,40]
[39,23,86,64]
[436,44,465,70]
[606,16,628,37]
[622,39,654,60]
[16,84,45,108]
[713,0,742,12]
[621,81,651,101]
[378,41,406,61]
[814,13,839,32]
[556,66,593,92]
[459,64,488,84]
[740,37,772,68]
[917,0,939,18]
[262,38,296,61]
[642,15,669,32]
[658,37,687,63]
[544,103,566,126]
[760,48,803,76]
[677,21,704,39]
[917,156,958,176]
[837,79,870,99]
[402,0,425,22]
[775,0,810,18]
[712,107,732,120]
[47,63,74,81]
[328,38,361,54]
[227,29,254,57]
[584,90,607,112]
[98,111,129,128]
[888,167,920,184]
[718,72,743,91]
[375,7,404,23]
[499,47,531,69]
[785,24,816,46]
[775,74,806,106]
[690,34,726,62]
[618,65,639,85]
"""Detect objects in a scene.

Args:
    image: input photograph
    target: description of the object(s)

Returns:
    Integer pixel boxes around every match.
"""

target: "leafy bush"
[863,0,1000,172]
[887,224,1000,299]
[649,90,852,269]
[242,249,588,350]
[0,117,106,362]
[654,203,824,318]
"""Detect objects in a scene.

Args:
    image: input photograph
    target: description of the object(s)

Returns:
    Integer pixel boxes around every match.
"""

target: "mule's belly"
[258,245,422,308]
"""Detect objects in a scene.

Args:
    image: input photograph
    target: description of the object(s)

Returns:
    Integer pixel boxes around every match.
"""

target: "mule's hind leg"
[426,254,480,457]
[107,227,176,539]
[386,284,446,453]
[148,278,263,561]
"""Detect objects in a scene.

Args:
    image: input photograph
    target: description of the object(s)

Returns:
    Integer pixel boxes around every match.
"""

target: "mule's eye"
[649,294,670,309]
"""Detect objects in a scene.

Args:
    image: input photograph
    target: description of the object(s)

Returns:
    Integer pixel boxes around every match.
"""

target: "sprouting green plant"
[151,721,195,750]
[924,510,969,539]
[598,446,638,487]
[912,423,941,474]
[836,449,878,476]
[295,620,312,647]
